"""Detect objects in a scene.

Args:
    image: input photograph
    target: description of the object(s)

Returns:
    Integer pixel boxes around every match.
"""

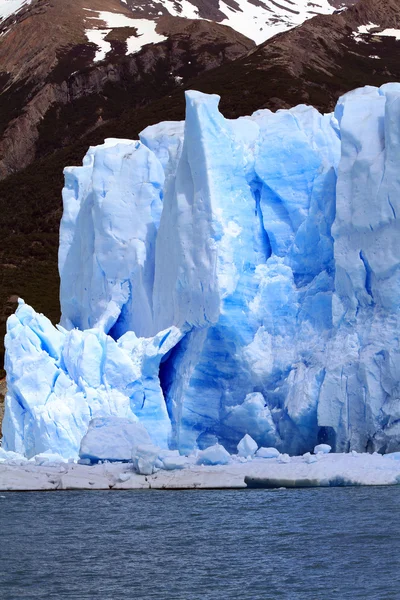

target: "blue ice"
[3,85,400,460]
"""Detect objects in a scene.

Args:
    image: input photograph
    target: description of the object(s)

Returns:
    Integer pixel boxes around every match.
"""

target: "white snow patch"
[353,23,379,42]
[352,23,400,43]
[217,0,336,45]
[85,10,167,61]
[86,0,341,48]
[377,28,400,41]
[85,28,111,62]
[159,0,199,20]
[126,20,167,54]
[0,0,30,22]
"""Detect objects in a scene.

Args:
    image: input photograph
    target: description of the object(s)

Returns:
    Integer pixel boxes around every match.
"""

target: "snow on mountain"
[354,23,400,42]
[378,28,400,39]
[3,84,400,460]
[0,0,30,23]
[216,0,341,44]
[0,0,354,51]
[84,10,168,61]
[83,0,351,48]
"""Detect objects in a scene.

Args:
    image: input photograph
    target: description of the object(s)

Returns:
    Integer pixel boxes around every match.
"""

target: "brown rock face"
[0,0,360,180]
[0,0,255,179]
[175,0,400,116]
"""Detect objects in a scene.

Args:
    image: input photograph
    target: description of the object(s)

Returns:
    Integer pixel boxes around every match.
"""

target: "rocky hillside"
[0,0,357,181]
[1,0,399,371]
[0,0,257,180]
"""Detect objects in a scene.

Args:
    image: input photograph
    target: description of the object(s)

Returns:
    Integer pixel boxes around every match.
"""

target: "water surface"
[1,487,399,599]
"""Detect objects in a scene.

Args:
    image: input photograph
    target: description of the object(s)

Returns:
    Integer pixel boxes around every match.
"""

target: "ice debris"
[79,417,152,463]
[303,452,318,464]
[196,444,231,466]
[237,434,258,458]
[256,447,280,459]
[384,452,400,461]
[314,444,332,455]
[278,454,291,464]
[3,84,400,461]
[131,444,160,475]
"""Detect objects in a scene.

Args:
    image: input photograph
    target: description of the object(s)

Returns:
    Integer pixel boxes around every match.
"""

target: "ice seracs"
[2,300,182,458]
[3,84,400,462]
[196,444,231,466]
[237,435,258,458]
[60,138,164,338]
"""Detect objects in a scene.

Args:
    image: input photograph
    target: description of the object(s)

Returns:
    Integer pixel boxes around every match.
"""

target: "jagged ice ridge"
[3,84,400,460]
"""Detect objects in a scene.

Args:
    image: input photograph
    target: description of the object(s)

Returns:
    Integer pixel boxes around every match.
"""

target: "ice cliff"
[3,84,400,459]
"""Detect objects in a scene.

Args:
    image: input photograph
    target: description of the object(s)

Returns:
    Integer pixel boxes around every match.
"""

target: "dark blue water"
[0,487,399,599]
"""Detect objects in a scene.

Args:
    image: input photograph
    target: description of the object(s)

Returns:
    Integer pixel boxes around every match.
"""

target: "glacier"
[2,84,400,461]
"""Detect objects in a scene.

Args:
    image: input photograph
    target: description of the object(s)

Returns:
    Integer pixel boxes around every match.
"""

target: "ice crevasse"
[3,84,400,460]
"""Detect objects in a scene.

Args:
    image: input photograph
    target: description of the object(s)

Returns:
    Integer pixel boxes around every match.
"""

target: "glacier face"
[3,84,400,459]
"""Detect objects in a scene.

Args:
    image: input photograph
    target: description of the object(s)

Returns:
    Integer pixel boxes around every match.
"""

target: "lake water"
[0,487,399,599]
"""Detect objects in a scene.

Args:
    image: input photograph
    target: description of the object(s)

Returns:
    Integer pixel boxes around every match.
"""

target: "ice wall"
[318,84,400,453]
[59,138,164,338]
[2,301,182,458]
[3,84,400,459]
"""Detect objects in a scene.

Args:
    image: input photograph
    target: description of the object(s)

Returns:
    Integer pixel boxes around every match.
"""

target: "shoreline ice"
[1,452,399,491]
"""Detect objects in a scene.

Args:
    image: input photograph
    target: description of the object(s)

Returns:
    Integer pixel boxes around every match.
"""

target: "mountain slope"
[0,0,359,180]
[0,0,355,45]
[0,0,256,179]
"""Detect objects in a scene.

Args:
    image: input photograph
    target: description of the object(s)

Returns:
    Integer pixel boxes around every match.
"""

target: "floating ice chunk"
[237,434,258,458]
[196,444,231,466]
[256,447,280,459]
[314,444,332,454]
[158,449,180,460]
[79,417,152,463]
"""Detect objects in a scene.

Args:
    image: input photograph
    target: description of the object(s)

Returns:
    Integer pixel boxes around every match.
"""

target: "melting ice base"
[3,84,400,461]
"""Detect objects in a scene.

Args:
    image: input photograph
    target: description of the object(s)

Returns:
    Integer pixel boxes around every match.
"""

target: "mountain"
[0,0,355,48]
[0,0,357,181]
[0,0,399,372]
[0,0,255,180]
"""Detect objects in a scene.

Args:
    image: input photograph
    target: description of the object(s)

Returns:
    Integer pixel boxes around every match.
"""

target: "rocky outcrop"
[0,0,360,179]
[0,0,255,178]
